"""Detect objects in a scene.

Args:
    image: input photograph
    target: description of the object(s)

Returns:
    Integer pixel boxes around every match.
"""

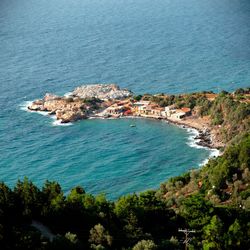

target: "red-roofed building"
[181,107,191,115]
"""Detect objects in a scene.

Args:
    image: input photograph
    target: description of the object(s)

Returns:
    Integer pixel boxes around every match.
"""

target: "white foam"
[18,102,219,161]
[19,101,34,112]
[199,149,221,166]
[20,101,72,126]
[185,127,205,149]
[181,125,221,166]
[88,116,106,120]
[52,119,73,126]
[63,92,73,97]
[19,100,49,116]
[50,115,73,126]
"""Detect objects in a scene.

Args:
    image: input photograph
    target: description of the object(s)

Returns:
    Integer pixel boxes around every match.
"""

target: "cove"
[1,109,213,200]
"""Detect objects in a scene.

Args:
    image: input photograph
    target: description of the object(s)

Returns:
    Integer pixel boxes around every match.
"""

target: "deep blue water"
[0,0,249,199]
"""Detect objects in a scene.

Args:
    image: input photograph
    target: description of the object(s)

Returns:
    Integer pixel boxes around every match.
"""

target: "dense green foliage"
[209,94,250,142]
[144,88,250,144]
[1,134,249,249]
[1,88,249,249]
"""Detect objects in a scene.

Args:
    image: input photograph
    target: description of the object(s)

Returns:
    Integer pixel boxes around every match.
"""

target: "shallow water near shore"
[0,0,248,199]
[1,103,215,199]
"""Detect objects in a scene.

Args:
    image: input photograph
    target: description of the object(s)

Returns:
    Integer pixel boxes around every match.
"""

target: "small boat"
[130,124,136,127]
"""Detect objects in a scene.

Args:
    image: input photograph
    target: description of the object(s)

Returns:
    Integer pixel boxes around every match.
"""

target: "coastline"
[22,82,225,167]
[122,114,222,150]
[81,112,222,167]
[163,116,223,149]
[122,115,221,165]
[24,84,224,152]
[21,101,221,165]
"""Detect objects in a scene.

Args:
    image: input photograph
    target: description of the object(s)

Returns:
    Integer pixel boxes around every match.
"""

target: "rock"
[48,110,56,115]
[28,99,44,111]
[28,84,132,123]
[72,84,133,100]
[56,110,86,123]
[43,99,65,111]
[33,99,44,105]
[28,104,41,111]
[44,93,59,102]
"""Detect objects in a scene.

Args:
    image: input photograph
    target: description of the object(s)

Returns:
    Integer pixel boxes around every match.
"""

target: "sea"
[0,0,249,199]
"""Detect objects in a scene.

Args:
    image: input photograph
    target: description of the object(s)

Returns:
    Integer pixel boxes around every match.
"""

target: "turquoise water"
[1,109,213,199]
[0,0,249,199]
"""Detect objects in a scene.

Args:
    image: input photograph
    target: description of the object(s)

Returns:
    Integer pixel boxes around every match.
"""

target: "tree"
[239,135,250,168]
[42,181,65,213]
[89,224,113,249]
[225,219,244,249]
[67,186,85,203]
[132,239,157,250]
[202,215,224,250]
[123,212,144,244]
[0,182,15,216]
[234,88,245,95]
[49,234,80,250]
[180,194,214,229]
[134,95,143,101]
[14,177,42,218]
[65,232,78,244]
[114,194,141,218]
[219,90,229,96]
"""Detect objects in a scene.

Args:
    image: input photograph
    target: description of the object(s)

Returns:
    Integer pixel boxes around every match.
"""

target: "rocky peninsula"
[28,83,240,150]
[28,84,133,123]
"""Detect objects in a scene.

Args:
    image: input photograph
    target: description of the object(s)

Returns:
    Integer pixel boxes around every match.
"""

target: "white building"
[162,106,191,119]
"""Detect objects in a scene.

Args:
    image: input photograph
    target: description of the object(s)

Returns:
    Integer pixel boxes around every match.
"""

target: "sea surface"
[0,0,249,199]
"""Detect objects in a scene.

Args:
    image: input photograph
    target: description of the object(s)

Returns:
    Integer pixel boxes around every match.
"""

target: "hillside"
[139,88,250,147]
[0,89,249,250]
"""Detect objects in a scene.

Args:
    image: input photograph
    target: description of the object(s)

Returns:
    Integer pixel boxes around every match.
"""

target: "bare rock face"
[28,84,131,123]
[44,93,59,102]
[43,99,68,111]
[28,99,45,111]
[72,84,133,100]
[28,96,87,123]
[44,98,87,122]
[56,110,86,123]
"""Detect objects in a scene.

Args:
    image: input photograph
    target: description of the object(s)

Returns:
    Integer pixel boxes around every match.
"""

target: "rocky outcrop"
[27,84,133,123]
[43,93,60,102]
[55,110,86,123]
[193,129,224,149]
[28,94,88,123]
[72,84,133,100]
[195,130,213,148]
[28,99,45,111]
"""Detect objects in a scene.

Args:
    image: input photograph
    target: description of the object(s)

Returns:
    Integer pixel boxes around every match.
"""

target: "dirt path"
[31,220,56,242]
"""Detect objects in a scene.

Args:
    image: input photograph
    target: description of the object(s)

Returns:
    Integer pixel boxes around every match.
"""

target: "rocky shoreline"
[130,116,222,150]
[162,118,224,149]
[27,84,224,151]
[28,84,133,123]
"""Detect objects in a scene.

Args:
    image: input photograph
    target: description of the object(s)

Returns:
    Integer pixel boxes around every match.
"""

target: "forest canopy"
[0,133,249,249]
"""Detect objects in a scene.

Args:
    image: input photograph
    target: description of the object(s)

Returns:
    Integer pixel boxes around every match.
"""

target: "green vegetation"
[0,88,249,249]
[209,94,250,142]
[133,95,143,101]
[0,134,249,249]
[142,88,250,144]
[82,97,103,110]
